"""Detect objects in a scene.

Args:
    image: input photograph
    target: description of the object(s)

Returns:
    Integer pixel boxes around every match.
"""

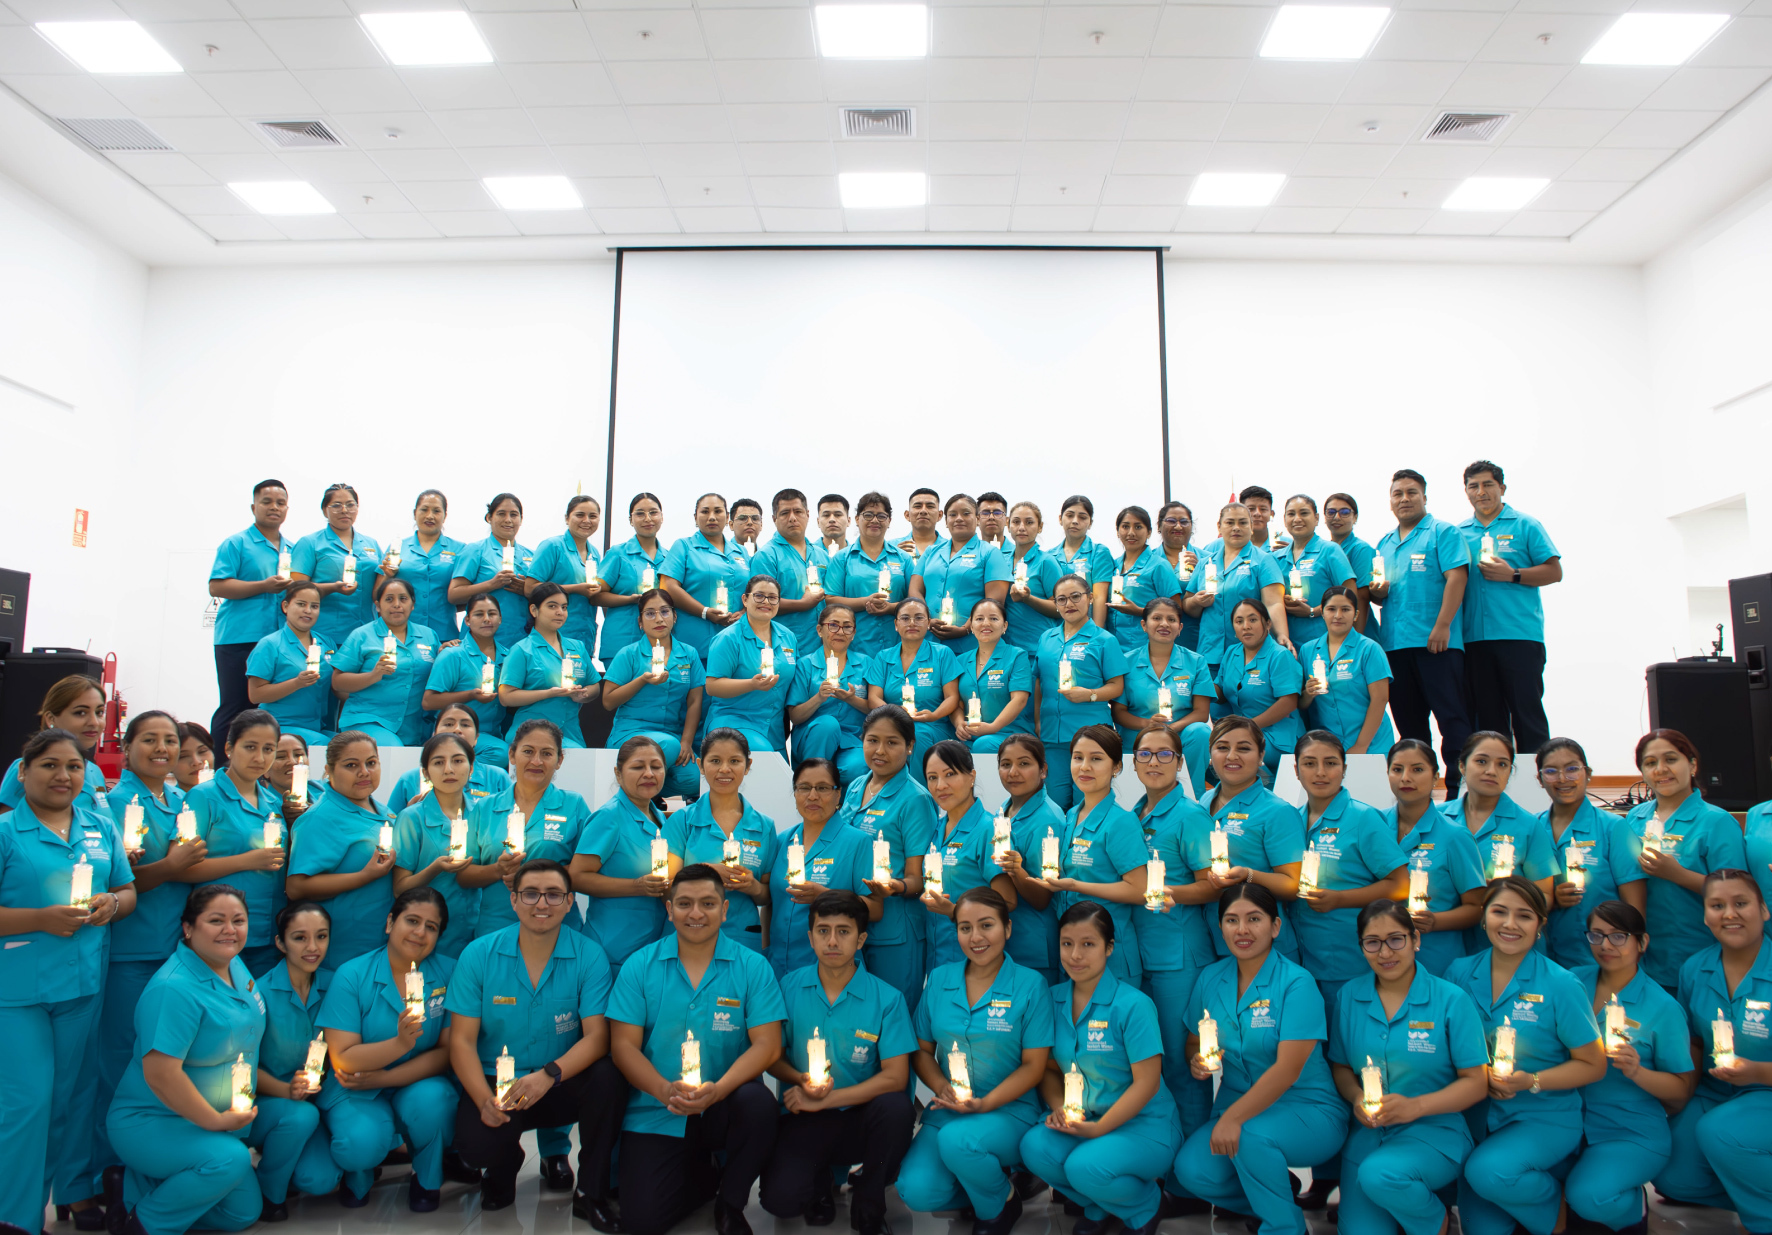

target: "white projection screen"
[607,248,1167,544]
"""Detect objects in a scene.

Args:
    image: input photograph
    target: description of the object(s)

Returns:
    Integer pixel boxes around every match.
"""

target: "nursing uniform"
[1184,542,1284,673]
[596,536,665,661]
[250,963,341,1203]
[423,639,510,767]
[1620,795,1747,989]
[1328,967,1488,1235]
[1004,544,1065,654]
[1443,947,1600,1235]
[898,955,1055,1218]
[757,535,830,650]
[577,791,670,967]
[394,532,465,642]
[826,541,913,659]
[246,624,337,747]
[530,532,603,651]
[333,618,441,746]
[1205,782,1306,960]
[1543,801,1642,970]
[957,642,1034,756]
[211,524,292,739]
[1458,506,1559,753]
[767,816,872,978]
[501,629,600,748]
[392,793,483,958]
[1371,516,1470,777]
[915,533,1013,656]
[1174,950,1348,1235]
[666,795,779,952]
[787,647,871,786]
[705,619,799,753]
[1106,547,1182,652]
[837,768,939,1002]
[187,772,288,976]
[1390,806,1487,976]
[1000,794,1065,990]
[1035,621,1129,810]
[469,781,591,938]
[868,639,962,783]
[1335,534,1382,645]
[661,531,750,654]
[105,946,266,1233]
[316,949,458,1199]
[1214,636,1305,776]
[1119,641,1212,798]
[1021,971,1181,1228]
[1135,787,1216,1135]
[925,800,1005,971]
[1442,794,1556,954]
[0,754,109,812]
[450,537,536,650]
[1275,535,1356,651]
[291,527,383,647]
[1749,799,1772,936]
[1058,797,1148,983]
[1292,790,1408,1010]
[605,636,706,799]
[1298,628,1395,754]
[386,760,510,816]
[1056,538,1116,591]
[286,791,396,970]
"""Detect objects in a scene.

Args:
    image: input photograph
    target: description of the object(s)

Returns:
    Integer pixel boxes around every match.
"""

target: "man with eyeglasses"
[976,491,1009,548]
[208,478,293,752]
[1322,492,1379,638]
[824,491,913,658]
[447,858,629,1221]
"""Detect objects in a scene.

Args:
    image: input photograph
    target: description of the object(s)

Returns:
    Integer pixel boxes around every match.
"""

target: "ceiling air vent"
[1422,112,1512,143]
[841,107,915,139]
[255,120,344,149]
[56,117,171,151]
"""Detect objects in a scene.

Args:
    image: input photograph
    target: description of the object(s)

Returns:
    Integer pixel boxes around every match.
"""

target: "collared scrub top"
[212,525,291,645]
[1621,795,1747,989]
[1372,515,1468,653]
[913,955,1056,1129]
[451,537,538,650]
[0,802,132,1002]
[445,923,613,1073]
[247,625,337,738]
[1187,949,1342,1115]
[778,963,918,1106]
[1457,506,1559,645]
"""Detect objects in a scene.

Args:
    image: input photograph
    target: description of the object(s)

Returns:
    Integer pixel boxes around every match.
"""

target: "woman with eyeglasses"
[1445,878,1606,1235]
[1199,717,1305,963]
[1104,507,1182,655]
[1212,600,1302,784]
[822,490,912,660]
[704,575,797,754]
[1054,496,1115,632]
[290,484,384,647]
[910,493,1011,658]
[447,493,534,652]
[665,729,778,953]
[1538,738,1645,970]
[1322,493,1379,638]
[1297,586,1393,757]
[1385,740,1485,976]
[767,758,882,978]
[594,492,665,663]
[422,593,510,770]
[1035,574,1127,811]
[393,489,465,643]
[1183,503,1288,680]
[953,598,1033,757]
[1445,732,1555,952]
[1003,501,1065,657]
[1327,900,1488,1235]
[921,741,1016,973]
[572,736,671,969]
[865,598,961,787]
[1041,726,1148,986]
[1154,504,1198,634]
[527,495,604,655]
[499,582,601,749]
[788,606,872,788]
[1112,598,1211,798]
[1561,900,1696,1234]
[661,491,750,654]
[602,589,705,801]
[991,736,1065,988]
[330,577,441,747]
[385,705,511,814]
[1275,496,1356,653]
[246,581,336,748]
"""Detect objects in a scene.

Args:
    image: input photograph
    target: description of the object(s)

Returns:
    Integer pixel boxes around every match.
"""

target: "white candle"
[506,811,525,853]
[1289,568,1304,601]
[263,815,280,850]
[383,633,396,657]
[124,796,145,849]
[1211,828,1231,877]
[967,694,982,724]
[1361,1055,1383,1115]
[231,1053,254,1113]
[69,854,93,908]
[714,581,729,612]
[303,1034,326,1089]
[480,661,496,692]
[1715,1009,1737,1067]
[873,837,892,883]
[277,547,292,576]
[449,814,467,859]
[1481,532,1497,563]
[1492,1017,1517,1077]
[1014,559,1028,585]
[759,646,774,677]
[306,641,322,671]
[416,773,432,801]
[1041,828,1060,880]
[1311,657,1328,690]
[940,594,956,625]
[1565,845,1587,891]
[825,654,840,684]
[561,653,577,686]
[925,844,944,897]
[496,1045,516,1103]
[786,842,806,885]
[1156,685,1173,720]
[1605,995,1629,1052]
[1408,866,1430,913]
[651,831,669,876]
[1058,659,1074,691]
[900,677,916,708]
[641,565,656,591]
[1179,554,1194,581]
[1370,555,1386,587]
[1490,839,1515,880]
[992,813,1012,862]
[651,642,668,675]
[387,548,401,571]
[877,567,891,594]
[1145,851,1166,911]
[404,963,425,1016]
[177,805,198,841]
[1063,1062,1085,1121]
[378,823,394,852]
[807,564,820,588]
[1198,1011,1222,1072]
[722,835,742,866]
[947,1042,972,1102]
[1643,818,1665,855]
[342,556,356,586]
[1299,847,1321,893]
[291,764,309,806]
[681,1030,703,1087]
[501,543,515,572]
[807,1028,830,1086]
[1111,573,1125,604]
[1202,561,1218,594]
[197,766,213,784]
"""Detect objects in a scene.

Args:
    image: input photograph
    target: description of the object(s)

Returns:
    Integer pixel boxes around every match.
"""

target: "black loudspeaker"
[1645,661,1760,810]
[1730,573,1772,804]
[0,567,27,658]
[0,650,102,767]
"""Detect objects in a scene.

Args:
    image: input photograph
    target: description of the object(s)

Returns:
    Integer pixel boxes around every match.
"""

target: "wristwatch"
[1512,570,1522,584]
[1528,1072,1541,1094]
[544,1061,564,1087]
[1090,691,1099,703]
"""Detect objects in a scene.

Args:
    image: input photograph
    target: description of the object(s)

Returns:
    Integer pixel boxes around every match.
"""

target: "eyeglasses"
[1583,929,1634,947]
[517,889,568,906]
[1360,934,1412,954]
[1325,508,1355,519]
[795,783,840,796]
[858,512,890,523]
[1055,593,1088,606]
[822,622,855,633]
[326,501,359,513]
[1160,518,1191,528]
[1133,750,1178,764]
[750,595,780,605]
[1538,766,1587,782]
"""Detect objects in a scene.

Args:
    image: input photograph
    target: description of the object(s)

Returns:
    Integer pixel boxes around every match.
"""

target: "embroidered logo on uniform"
[713,1011,736,1032]
[851,1044,871,1062]
[555,1011,576,1034]
[1087,1031,1107,1044]
[493,996,517,1005]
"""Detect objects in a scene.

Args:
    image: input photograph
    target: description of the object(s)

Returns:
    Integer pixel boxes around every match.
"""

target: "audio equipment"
[0,649,102,768]
[1729,573,1772,804]
[1646,660,1760,810]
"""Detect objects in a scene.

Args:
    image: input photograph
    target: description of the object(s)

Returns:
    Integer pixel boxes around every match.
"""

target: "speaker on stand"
[1729,573,1772,805]
[0,649,103,768]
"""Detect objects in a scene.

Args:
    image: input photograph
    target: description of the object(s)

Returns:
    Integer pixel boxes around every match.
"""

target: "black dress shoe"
[541,1153,576,1192]
[715,1197,754,1235]
[1160,1191,1208,1218]
[806,1176,837,1227]
[1009,1171,1048,1201]
[482,1172,518,1211]
[1070,1218,1106,1235]
[338,1183,370,1209]
[71,1207,108,1232]
[574,1193,625,1233]
[1297,1176,1336,1210]
[1051,1190,1083,1218]
[442,1150,484,1185]
[103,1167,126,1213]
[973,1193,1022,1235]
[1123,1211,1164,1235]
[408,1177,441,1213]
[259,1199,289,1223]
[851,1198,889,1235]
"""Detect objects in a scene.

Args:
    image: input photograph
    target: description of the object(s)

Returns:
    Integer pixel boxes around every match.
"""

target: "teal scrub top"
[1327,967,1488,1162]
[837,768,939,949]
[1184,542,1284,668]
[315,947,454,1110]
[665,795,780,950]
[1004,544,1066,654]
[1205,782,1305,959]
[187,773,287,948]
[1213,636,1305,755]
[1187,949,1342,1114]
[1392,806,1487,976]
[787,645,871,752]
[1443,946,1599,1131]
[107,773,188,963]
[1056,537,1115,588]
[1544,802,1643,970]
[109,947,265,1134]
[1373,515,1468,653]
[246,625,337,739]
[1443,794,1556,953]
[291,526,383,646]
[705,620,800,750]
[1106,546,1182,651]
[396,533,466,641]
[779,963,917,1106]
[387,761,509,816]
[577,791,670,965]
[1134,788,1214,975]
[0,756,107,812]
[926,799,1006,970]
[468,782,591,937]
[1035,621,1129,743]
[606,636,706,741]
[825,542,913,659]
[915,534,1013,656]
[1568,964,1692,1142]
[211,525,291,646]
[445,923,613,1074]
[1058,796,1149,983]
[1006,793,1065,972]
[500,630,600,748]
[392,793,484,957]
[913,955,1056,1129]
[1621,795,1747,989]
[0,802,131,1003]
[258,961,331,1082]
[1298,629,1395,753]
[1747,801,1772,938]
[757,535,830,650]
[1117,642,1210,752]
[958,642,1035,738]
[1275,535,1355,650]
[1679,941,1772,1101]
[596,537,665,660]
[767,817,871,976]
[451,537,537,650]
[287,790,396,970]
[1049,969,1176,1130]
[1457,506,1558,645]
[661,532,751,653]
[1291,791,1408,984]
[529,533,603,649]
[333,618,442,745]
[1336,534,1383,643]
[424,640,510,747]
[606,930,788,1136]
[867,639,962,745]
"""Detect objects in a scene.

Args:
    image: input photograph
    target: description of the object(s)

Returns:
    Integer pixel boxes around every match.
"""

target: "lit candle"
[1198,1011,1221,1072]
[1289,568,1304,601]
[1492,1017,1517,1077]
[1210,828,1230,877]
[807,564,820,588]
[641,565,656,591]
[872,837,892,883]
[1605,994,1629,1052]
[1111,573,1125,604]
[561,653,577,686]
[1014,559,1028,585]
[415,773,432,800]
[681,1030,703,1087]
[1490,839,1515,880]
[1063,1062,1085,1122]
[496,1046,516,1104]
[1714,1009,1737,1067]
[378,822,394,852]
[1041,828,1060,880]
[651,831,669,876]
[177,805,198,841]
[263,815,280,850]
[940,594,956,625]
[900,677,916,709]
[786,842,806,885]
[386,547,401,571]
[290,764,309,806]
[69,854,93,908]
[124,796,145,850]
[306,641,322,671]
[1361,1055,1383,1116]
[1407,865,1429,913]
[341,556,357,587]
[506,811,525,853]
[722,835,742,866]
[382,633,396,658]
[1481,532,1497,563]
[651,642,668,675]
[1202,561,1218,594]
[480,661,496,692]
[1370,556,1386,587]
[876,567,891,594]
[449,814,467,860]
[303,1034,326,1089]
[924,844,944,897]
[1058,659,1075,691]
[807,1028,830,1086]
[1299,847,1321,893]
[1643,818,1664,855]
[759,646,774,677]
[404,963,425,1016]
[1565,845,1587,891]
[947,1042,972,1102]
[277,547,292,576]
[992,813,1012,862]
[1179,554,1194,581]
[1311,657,1328,691]
[714,581,729,612]
[1156,685,1173,720]
[197,766,213,785]
[825,654,840,684]
[231,1053,254,1113]
[501,543,515,572]
[967,694,982,724]
[1145,850,1166,911]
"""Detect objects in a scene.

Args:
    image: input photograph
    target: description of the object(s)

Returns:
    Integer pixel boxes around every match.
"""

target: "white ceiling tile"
[474,12,600,62]
[1040,6,1160,56]
[1415,210,1504,234]
[1531,178,1628,209]
[1440,62,1571,107]
[590,207,680,233]
[1360,175,1458,205]
[1475,14,1616,64]
[607,58,722,103]
[833,140,926,169]
[642,142,744,174]
[748,174,839,206]
[1092,203,1179,229]
[738,141,837,174]
[293,68,419,112]
[1019,140,1116,173]
[931,173,1017,203]
[142,116,264,152]
[1563,145,1672,177]
[1102,173,1192,203]
[187,70,321,114]
[347,213,444,238]
[1495,209,1591,235]
[500,63,621,107]
[510,211,602,235]
[758,206,844,230]
[1123,100,1230,140]
[1339,60,1464,105]
[108,150,216,183]
[1540,65,1675,110]
[188,213,285,240]
[1136,58,1249,102]
[1291,142,1397,174]
[1319,104,1431,141]
[272,148,382,178]
[432,109,545,147]
[1688,15,1772,66]
[845,206,924,232]
[310,181,411,210]
[4,0,126,17]
[0,25,88,73]
[929,57,1035,99]
[582,11,707,60]
[1235,61,1358,104]
[628,104,733,142]
[0,74,131,115]
[932,7,1043,57]
[253,18,382,69]
[555,144,654,176]
[185,150,290,178]
[1380,142,1494,176]
[1337,206,1432,232]
[427,210,522,237]
[455,145,563,175]
[1015,173,1103,202]
[397,180,497,211]
[367,146,477,178]
[102,75,228,116]
[1010,204,1096,229]
[926,100,1027,139]
[329,111,450,148]
[713,58,824,102]
[1026,100,1128,139]
[1276,174,1372,204]
[1503,107,1625,145]
[925,204,1010,229]
[1174,206,1260,232]
[1151,7,1271,59]
[575,176,668,206]
[1475,144,1583,175]
[1201,141,1306,171]
[1256,205,1350,231]
[398,67,519,110]
[727,102,831,140]
[1032,57,1143,100]
[153,183,251,213]
[927,140,1022,173]
[661,174,752,205]
[147,20,282,70]
[1110,140,1212,173]
[819,59,929,99]
[1218,102,1329,142]
[674,204,762,231]
[1597,108,1721,146]
[1641,66,1768,110]
[699,8,815,58]
[1369,11,1504,60]
[230,0,350,17]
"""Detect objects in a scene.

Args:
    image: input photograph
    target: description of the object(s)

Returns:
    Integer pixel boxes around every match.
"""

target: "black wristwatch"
[1512,570,1522,584]
[544,1061,563,1086]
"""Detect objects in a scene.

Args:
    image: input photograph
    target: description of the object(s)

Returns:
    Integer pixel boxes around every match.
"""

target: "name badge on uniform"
[717,997,742,1007]
[1088,1020,1110,1029]
[855,1030,878,1042]
[494,996,517,1005]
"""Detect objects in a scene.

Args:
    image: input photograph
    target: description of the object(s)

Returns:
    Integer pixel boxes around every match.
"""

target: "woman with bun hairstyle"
[447,492,535,650]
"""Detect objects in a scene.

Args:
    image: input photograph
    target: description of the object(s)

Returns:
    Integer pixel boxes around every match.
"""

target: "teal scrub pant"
[94,959,164,1180]
[345,720,405,746]
[325,1076,457,1196]
[1339,1128,1463,1235]
[474,732,509,771]
[246,1097,335,1204]
[109,1113,259,1234]
[240,943,283,978]
[1173,1101,1348,1235]
[1047,738,1078,810]
[908,724,949,787]
[1143,967,1212,1139]
[0,995,103,1226]
[609,729,700,799]
[282,726,332,750]
[1657,1090,1772,1231]
[1459,1119,1581,1235]
[790,716,868,786]
[1566,1131,1665,1231]
[863,939,924,1009]
[897,1110,1034,1219]
[1179,722,1211,799]
[1020,1110,1181,1227]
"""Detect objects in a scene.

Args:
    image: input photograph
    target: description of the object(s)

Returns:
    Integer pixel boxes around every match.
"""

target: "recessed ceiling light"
[1260,6,1390,60]
[839,171,927,208]
[815,5,929,58]
[36,22,181,74]
[1188,173,1286,207]
[1582,12,1728,65]
[484,176,582,211]
[360,11,492,66]
[228,181,335,215]
[1442,177,1548,211]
